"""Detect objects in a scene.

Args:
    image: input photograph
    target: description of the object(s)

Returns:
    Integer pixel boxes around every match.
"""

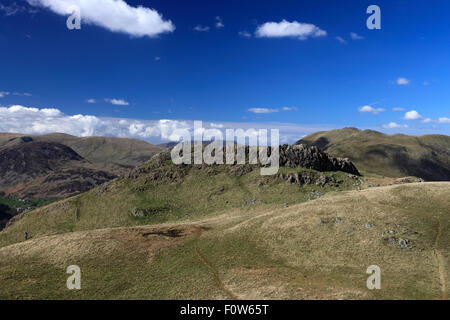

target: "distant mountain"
[0,133,163,168]
[158,141,179,149]
[297,128,450,181]
[158,140,217,149]
[0,139,115,199]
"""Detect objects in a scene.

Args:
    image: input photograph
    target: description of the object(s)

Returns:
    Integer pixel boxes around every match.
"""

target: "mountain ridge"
[297,128,450,181]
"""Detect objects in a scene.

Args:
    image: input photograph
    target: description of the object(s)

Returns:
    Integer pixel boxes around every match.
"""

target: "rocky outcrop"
[278,171,343,187]
[127,143,360,183]
[279,144,360,175]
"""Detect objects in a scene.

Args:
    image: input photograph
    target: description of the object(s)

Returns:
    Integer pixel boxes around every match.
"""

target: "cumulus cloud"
[194,25,210,32]
[335,36,347,44]
[0,105,100,137]
[0,104,191,140]
[350,32,364,40]
[382,122,408,129]
[9,104,444,144]
[86,98,96,103]
[0,91,10,98]
[358,105,385,115]
[403,110,422,120]
[105,98,129,106]
[396,77,410,85]
[255,19,326,40]
[27,0,175,37]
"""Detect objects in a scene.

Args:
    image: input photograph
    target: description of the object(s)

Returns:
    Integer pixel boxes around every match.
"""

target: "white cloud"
[194,25,210,32]
[255,19,326,40]
[438,117,450,124]
[210,123,224,128]
[248,106,298,114]
[358,105,385,115]
[392,107,405,111]
[0,105,101,137]
[0,2,34,16]
[403,110,422,120]
[0,91,10,98]
[105,98,129,106]
[238,31,252,38]
[27,0,175,37]
[86,98,96,104]
[248,108,279,114]
[350,32,364,40]
[335,36,347,44]
[396,77,410,85]
[282,106,298,111]
[2,105,447,144]
[382,122,408,129]
[422,81,430,86]
[421,118,434,123]
[215,16,224,28]
[13,92,32,96]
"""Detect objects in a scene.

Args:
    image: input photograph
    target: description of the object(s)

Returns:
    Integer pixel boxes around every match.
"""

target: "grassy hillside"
[0,182,448,299]
[0,157,362,247]
[0,133,163,167]
[297,128,450,181]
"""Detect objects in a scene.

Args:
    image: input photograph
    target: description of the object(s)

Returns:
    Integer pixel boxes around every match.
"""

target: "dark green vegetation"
[0,194,57,230]
[298,128,450,181]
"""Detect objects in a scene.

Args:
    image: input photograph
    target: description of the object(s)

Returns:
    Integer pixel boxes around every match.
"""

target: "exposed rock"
[131,208,147,218]
[278,171,339,187]
[244,198,264,206]
[279,144,360,175]
[229,165,255,176]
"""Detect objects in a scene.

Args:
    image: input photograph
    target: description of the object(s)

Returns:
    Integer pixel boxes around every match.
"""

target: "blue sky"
[0,0,449,143]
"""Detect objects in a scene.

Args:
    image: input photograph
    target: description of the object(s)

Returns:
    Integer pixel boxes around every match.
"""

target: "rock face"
[127,143,360,183]
[279,144,360,175]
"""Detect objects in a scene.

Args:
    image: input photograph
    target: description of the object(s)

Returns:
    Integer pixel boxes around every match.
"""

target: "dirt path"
[193,226,239,300]
[433,218,447,300]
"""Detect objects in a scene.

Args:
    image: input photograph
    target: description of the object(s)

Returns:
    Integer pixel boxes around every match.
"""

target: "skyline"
[1,0,449,143]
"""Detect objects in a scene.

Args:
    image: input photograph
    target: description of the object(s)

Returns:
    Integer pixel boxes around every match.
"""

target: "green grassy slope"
[0,182,448,299]
[298,128,450,181]
[0,157,361,248]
